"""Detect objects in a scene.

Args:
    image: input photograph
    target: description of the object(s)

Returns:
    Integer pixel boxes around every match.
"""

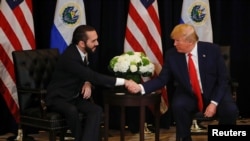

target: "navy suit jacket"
[46,44,116,105]
[143,41,232,105]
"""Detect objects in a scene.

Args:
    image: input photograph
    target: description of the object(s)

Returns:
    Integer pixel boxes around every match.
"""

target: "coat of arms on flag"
[50,0,86,53]
[180,0,213,43]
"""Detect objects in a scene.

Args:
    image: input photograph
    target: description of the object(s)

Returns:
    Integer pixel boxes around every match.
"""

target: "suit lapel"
[175,53,192,91]
[197,42,207,91]
[71,45,86,66]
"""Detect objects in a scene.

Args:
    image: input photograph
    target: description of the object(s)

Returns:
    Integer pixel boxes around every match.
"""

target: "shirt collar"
[186,42,198,57]
[76,45,87,61]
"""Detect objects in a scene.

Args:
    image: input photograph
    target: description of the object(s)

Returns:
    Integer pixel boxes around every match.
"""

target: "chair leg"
[190,119,208,135]
[63,129,75,141]
[59,129,67,141]
[15,128,23,141]
[191,119,201,131]
[49,130,57,141]
[144,122,151,134]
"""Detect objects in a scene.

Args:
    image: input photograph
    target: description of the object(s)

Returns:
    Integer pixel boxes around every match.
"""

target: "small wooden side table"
[103,89,161,141]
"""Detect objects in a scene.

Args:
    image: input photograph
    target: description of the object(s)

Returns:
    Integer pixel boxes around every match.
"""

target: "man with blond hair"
[126,24,238,141]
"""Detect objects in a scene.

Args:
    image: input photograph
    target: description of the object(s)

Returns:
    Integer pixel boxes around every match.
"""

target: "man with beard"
[46,25,130,141]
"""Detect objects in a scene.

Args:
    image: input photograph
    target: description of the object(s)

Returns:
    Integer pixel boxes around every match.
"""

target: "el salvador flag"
[180,0,213,43]
[50,0,86,53]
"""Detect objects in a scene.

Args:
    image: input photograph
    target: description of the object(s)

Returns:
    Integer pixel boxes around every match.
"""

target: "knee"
[98,106,103,114]
[67,106,79,117]
[96,106,103,115]
[171,100,186,110]
[90,105,103,116]
[218,103,239,118]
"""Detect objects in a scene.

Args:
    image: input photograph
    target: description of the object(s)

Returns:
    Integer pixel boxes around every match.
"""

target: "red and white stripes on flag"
[0,0,35,123]
[124,0,168,114]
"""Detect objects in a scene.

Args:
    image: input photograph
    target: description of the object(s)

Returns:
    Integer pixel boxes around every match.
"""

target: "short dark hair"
[71,25,96,45]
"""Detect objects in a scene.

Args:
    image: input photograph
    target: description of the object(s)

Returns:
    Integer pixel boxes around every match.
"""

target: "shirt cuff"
[115,78,125,86]
[211,100,218,106]
[139,84,146,95]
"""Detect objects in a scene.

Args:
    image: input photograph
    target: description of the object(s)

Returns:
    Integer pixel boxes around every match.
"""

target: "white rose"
[139,63,155,75]
[130,64,138,73]
[114,60,130,73]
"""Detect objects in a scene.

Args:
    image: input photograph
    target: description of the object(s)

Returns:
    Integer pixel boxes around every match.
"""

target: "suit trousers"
[171,93,238,138]
[48,96,102,141]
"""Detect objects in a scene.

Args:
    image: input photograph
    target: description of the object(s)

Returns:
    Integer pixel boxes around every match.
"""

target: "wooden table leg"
[139,106,145,141]
[155,103,160,141]
[120,106,125,141]
[104,104,109,141]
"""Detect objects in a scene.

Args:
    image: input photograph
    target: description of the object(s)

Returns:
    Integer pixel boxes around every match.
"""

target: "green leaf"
[109,56,118,69]
[126,51,134,55]
[141,57,150,66]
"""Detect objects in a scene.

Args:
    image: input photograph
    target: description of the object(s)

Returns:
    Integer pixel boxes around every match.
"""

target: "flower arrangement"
[109,51,155,82]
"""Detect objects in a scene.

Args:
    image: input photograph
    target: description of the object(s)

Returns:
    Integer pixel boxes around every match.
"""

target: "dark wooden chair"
[12,48,67,141]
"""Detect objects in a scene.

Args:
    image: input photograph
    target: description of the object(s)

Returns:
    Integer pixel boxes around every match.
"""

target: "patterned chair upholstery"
[12,48,67,141]
[220,46,238,101]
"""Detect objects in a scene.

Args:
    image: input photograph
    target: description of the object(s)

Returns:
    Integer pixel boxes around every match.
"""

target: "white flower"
[139,63,154,74]
[130,64,138,72]
[109,51,155,77]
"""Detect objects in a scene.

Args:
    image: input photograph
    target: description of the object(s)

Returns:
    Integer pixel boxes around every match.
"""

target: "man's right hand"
[125,79,141,94]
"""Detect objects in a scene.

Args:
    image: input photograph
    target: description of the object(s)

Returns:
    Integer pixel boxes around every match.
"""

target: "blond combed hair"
[170,24,199,43]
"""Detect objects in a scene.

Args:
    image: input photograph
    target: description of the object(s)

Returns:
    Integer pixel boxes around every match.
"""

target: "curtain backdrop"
[33,0,250,118]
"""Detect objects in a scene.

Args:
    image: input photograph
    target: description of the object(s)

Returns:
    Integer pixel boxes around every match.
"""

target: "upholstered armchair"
[12,48,67,141]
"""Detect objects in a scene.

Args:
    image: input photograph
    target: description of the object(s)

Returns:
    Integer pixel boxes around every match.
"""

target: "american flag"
[0,0,35,123]
[124,0,168,114]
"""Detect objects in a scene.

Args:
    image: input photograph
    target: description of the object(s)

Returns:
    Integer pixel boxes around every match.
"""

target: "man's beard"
[85,46,94,55]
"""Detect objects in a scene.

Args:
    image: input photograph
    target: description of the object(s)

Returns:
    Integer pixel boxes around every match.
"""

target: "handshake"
[124,80,142,94]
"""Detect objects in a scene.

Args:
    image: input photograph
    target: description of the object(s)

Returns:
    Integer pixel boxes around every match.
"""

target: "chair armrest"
[17,87,48,118]
[17,87,47,94]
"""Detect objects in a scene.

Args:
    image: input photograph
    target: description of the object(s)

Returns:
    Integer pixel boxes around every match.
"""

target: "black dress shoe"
[176,136,192,141]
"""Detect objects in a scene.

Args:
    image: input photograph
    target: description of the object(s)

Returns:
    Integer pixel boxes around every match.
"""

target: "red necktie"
[188,53,203,112]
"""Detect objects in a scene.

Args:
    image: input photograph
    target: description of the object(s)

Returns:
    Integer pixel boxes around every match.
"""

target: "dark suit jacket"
[46,44,116,105]
[143,41,232,105]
